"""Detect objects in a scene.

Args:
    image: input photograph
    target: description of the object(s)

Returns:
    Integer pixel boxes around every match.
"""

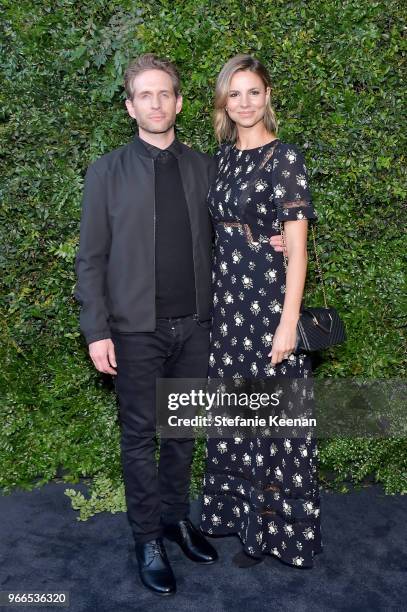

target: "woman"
[200,55,322,568]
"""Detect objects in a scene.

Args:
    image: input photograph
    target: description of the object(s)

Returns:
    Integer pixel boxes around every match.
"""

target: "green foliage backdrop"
[1,0,406,514]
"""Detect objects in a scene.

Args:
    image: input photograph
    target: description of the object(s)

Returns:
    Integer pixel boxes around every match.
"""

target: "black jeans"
[112,315,210,544]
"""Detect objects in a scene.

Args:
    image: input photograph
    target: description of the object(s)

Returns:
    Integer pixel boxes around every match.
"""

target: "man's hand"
[88,338,117,375]
[269,234,286,253]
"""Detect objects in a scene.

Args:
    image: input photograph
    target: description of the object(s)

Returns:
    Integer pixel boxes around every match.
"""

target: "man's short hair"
[124,53,181,99]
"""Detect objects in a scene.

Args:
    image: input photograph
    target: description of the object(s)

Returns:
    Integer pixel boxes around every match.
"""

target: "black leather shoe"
[135,538,176,596]
[163,518,218,564]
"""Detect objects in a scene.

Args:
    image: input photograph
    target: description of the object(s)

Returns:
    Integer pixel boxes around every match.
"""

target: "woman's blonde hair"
[214,54,278,143]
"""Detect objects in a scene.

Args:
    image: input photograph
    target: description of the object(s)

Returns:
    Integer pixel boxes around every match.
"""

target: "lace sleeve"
[272,144,318,222]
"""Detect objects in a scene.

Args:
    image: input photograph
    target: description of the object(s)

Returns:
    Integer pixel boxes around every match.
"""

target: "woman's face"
[226,70,270,129]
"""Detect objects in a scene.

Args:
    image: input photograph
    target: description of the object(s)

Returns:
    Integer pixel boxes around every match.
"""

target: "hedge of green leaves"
[1,0,406,516]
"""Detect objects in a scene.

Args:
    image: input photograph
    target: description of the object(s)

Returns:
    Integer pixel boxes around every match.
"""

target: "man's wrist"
[85,331,112,345]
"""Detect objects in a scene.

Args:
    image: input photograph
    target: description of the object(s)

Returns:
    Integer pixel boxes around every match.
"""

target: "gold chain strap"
[280,221,328,309]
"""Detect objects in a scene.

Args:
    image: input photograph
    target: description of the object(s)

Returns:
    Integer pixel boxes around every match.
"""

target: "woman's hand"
[268,318,298,365]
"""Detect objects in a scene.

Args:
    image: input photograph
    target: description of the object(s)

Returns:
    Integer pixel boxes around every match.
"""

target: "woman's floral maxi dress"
[199,139,323,567]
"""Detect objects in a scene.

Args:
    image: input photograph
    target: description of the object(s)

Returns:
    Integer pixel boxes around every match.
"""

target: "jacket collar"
[132,133,183,159]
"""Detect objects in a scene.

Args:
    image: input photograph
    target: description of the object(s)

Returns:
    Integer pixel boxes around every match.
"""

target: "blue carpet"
[0,482,406,611]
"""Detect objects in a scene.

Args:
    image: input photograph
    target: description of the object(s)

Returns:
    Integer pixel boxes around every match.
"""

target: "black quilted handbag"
[280,223,346,353]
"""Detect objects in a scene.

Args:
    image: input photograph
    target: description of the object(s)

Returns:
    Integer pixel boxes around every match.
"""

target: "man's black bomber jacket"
[74,136,216,345]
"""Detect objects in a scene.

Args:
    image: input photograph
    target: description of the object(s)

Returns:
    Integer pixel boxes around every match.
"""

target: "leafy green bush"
[1,0,406,518]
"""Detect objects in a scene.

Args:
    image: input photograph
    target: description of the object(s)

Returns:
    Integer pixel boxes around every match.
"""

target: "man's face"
[125,69,182,135]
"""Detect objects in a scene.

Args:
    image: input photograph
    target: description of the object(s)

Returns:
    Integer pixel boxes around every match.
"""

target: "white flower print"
[231,337,237,345]
[232,506,241,517]
[256,532,263,545]
[273,183,286,199]
[269,300,282,313]
[268,521,278,535]
[262,332,273,347]
[209,354,215,367]
[221,483,230,491]
[283,501,292,516]
[225,189,231,202]
[271,547,281,557]
[296,210,305,219]
[231,274,237,284]
[285,149,297,164]
[242,453,251,466]
[242,275,253,289]
[293,473,303,487]
[270,443,278,456]
[265,253,274,263]
[248,261,256,270]
[264,363,276,376]
[224,291,234,304]
[256,453,264,466]
[299,444,308,457]
[234,436,243,444]
[203,495,212,505]
[234,165,242,176]
[227,521,235,528]
[239,181,248,190]
[255,179,267,192]
[282,169,290,178]
[246,162,255,173]
[220,261,228,275]
[211,514,222,526]
[284,439,292,454]
[303,501,314,515]
[232,249,242,264]
[237,484,245,495]
[265,268,277,283]
[293,556,304,566]
[250,301,261,315]
[296,173,307,189]
[262,316,270,326]
[274,466,283,481]
[234,312,244,326]
[283,524,295,538]
[243,502,250,514]
[217,441,228,454]
[303,527,315,540]
[220,322,228,337]
[250,362,258,376]
[222,353,233,366]
[257,203,267,215]
[243,337,253,351]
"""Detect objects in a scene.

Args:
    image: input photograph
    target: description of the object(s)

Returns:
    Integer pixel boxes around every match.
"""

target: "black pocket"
[196,318,212,330]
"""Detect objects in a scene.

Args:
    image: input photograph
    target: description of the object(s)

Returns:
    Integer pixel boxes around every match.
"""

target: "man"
[75,53,284,595]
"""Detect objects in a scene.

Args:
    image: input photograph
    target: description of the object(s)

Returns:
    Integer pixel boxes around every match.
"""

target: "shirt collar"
[134,133,183,159]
